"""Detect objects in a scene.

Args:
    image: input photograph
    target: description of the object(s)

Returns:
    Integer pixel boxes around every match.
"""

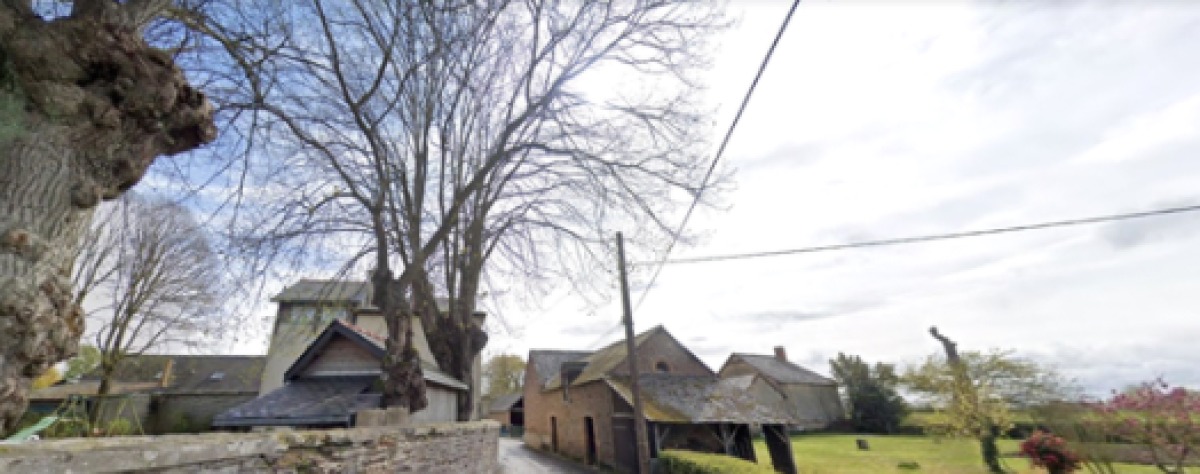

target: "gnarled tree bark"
[0,3,214,435]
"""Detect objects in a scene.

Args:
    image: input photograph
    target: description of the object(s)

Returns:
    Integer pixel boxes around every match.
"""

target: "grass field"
[751,434,1163,474]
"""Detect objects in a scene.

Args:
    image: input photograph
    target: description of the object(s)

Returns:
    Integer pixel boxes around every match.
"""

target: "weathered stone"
[0,421,500,473]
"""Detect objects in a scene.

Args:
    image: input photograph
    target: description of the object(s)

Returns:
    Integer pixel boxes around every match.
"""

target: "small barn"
[28,355,264,434]
[487,393,524,435]
[212,319,467,429]
[719,347,845,429]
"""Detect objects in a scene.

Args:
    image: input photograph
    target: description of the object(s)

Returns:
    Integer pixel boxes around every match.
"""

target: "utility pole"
[617,232,650,474]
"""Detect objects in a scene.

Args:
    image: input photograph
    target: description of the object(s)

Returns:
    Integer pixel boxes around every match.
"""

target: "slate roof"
[70,355,265,394]
[211,377,380,427]
[489,393,523,413]
[272,279,372,304]
[544,325,713,390]
[726,354,836,386]
[271,280,453,313]
[606,374,799,424]
[527,350,591,387]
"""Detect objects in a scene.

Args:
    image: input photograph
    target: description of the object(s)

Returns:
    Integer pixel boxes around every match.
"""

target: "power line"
[646,203,1200,266]
[634,0,802,311]
[585,322,623,350]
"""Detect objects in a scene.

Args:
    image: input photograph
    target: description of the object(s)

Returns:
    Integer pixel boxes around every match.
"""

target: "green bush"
[658,450,777,474]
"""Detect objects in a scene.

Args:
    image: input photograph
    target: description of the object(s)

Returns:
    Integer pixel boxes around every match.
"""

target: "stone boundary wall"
[0,420,499,473]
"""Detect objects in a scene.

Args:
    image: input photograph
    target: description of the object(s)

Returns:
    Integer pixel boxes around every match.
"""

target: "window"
[655,361,670,373]
[210,372,226,380]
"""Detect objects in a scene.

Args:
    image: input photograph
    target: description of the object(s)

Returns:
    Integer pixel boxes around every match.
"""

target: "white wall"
[410,386,459,423]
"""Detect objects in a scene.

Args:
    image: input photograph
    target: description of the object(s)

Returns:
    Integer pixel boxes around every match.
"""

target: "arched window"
[654,361,670,373]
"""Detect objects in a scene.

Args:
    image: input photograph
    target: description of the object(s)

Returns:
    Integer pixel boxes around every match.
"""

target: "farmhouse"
[523,326,803,473]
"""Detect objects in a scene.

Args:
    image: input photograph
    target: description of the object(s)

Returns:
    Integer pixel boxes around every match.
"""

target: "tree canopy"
[830,352,908,434]
[484,353,525,397]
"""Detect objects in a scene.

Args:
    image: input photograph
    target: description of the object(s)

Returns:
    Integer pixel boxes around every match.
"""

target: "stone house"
[258,279,484,419]
[28,355,265,434]
[523,326,800,473]
[213,317,468,429]
[718,348,845,429]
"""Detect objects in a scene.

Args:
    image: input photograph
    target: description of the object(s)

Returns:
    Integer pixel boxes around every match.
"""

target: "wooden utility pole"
[617,232,651,474]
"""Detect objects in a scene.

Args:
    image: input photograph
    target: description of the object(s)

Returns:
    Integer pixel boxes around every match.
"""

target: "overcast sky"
[481,0,1200,395]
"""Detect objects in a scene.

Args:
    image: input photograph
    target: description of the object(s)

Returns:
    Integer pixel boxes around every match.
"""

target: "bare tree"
[72,194,224,395]
[187,0,725,420]
[0,0,216,433]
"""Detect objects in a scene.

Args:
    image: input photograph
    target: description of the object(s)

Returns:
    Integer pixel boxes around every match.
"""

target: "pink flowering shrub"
[1093,379,1200,474]
[1021,431,1082,473]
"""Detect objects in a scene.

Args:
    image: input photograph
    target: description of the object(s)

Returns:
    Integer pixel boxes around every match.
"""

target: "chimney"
[160,358,175,388]
[774,346,788,362]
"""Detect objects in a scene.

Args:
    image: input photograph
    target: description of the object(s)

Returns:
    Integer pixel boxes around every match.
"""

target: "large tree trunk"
[0,7,215,435]
[372,267,427,413]
[422,258,488,422]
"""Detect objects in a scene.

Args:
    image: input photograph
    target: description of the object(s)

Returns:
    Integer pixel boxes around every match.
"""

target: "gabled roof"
[545,325,713,390]
[271,279,371,304]
[527,350,592,386]
[212,377,379,427]
[606,374,799,424]
[489,393,523,413]
[723,353,836,386]
[285,319,467,391]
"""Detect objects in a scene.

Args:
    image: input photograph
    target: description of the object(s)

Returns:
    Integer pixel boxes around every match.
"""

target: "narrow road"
[498,437,589,473]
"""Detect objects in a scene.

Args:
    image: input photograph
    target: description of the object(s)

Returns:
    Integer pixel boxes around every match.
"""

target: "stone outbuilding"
[718,347,845,430]
[523,326,800,473]
[29,355,265,434]
[486,393,524,434]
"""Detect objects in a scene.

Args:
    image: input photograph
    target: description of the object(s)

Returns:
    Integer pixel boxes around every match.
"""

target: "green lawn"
[752,434,1163,474]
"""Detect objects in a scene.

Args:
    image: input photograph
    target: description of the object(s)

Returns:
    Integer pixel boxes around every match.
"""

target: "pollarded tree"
[72,194,225,395]
[906,328,1076,474]
[0,0,216,434]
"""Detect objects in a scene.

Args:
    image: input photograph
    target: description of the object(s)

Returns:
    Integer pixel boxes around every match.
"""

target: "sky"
[180,1,1200,397]
[483,0,1200,395]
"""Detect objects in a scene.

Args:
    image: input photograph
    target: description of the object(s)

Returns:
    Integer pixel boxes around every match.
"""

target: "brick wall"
[523,329,715,470]
[609,330,713,378]
[526,381,616,468]
[0,421,500,474]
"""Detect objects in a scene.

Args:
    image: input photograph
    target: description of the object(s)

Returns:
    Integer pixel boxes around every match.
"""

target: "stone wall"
[0,421,499,474]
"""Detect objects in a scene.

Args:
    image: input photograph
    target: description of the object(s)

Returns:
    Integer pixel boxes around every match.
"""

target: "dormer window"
[655,361,670,373]
[210,372,226,380]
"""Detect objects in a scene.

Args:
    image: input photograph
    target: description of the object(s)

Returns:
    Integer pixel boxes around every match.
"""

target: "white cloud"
[492,1,1200,396]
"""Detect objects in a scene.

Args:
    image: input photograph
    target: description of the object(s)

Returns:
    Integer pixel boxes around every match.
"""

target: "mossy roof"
[605,374,800,424]
[544,325,664,390]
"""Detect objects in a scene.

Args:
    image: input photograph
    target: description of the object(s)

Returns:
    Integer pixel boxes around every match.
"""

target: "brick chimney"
[774,346,788,362]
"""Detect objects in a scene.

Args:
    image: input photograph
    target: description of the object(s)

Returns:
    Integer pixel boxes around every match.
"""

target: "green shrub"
[658,450,777,474]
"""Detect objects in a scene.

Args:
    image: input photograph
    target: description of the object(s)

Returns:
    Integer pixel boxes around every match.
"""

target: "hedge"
[657,450,777,474]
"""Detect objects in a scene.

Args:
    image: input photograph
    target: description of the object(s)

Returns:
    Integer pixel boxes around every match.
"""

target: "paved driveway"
[498,437,589,473]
